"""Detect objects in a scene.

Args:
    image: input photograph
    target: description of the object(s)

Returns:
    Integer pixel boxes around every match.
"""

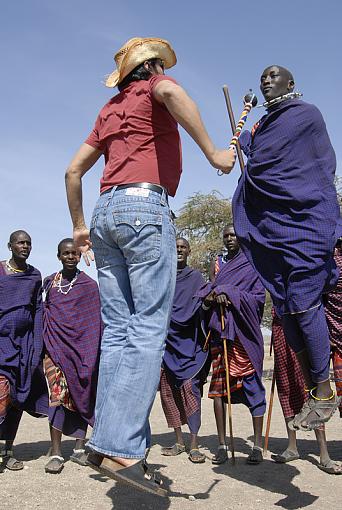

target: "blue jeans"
[88,186,176,458]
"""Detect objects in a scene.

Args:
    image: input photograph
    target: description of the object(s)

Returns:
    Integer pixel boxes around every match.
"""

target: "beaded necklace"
[258,91,303,109]
[5,259,27,273]
[53,270,79,295]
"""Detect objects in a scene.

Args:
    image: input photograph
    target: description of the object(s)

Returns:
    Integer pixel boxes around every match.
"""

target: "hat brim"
[105,38,177,88]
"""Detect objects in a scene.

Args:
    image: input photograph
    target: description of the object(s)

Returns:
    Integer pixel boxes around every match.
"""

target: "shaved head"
[260,65,295,102]
[262,65,294,82]
[9,230,31,244]
[176,237,190,249]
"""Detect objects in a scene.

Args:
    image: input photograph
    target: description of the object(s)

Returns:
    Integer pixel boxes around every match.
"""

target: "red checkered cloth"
[208,339,254,399]
[0,375,11,424]
[160,369,199,429]
[272,314,306,418]
[332,350,342,417]
[325,247,342,356]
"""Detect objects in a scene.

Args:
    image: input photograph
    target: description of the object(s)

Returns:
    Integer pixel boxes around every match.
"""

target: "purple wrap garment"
[0,263,48,420]
[233,99,340,316]
[163,266,209,387]
[197,250,265,379]
[43,271,102,426]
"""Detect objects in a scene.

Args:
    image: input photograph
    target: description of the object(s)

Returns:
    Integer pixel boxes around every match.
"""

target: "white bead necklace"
[54,270,79,295]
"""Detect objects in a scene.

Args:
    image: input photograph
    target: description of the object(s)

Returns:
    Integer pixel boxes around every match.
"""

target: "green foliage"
[175,190,232,277]
[175,190,273,328]
[335,175,342,206]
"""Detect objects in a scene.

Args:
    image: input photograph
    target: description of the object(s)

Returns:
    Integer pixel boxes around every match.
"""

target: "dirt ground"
[1,353,341,510]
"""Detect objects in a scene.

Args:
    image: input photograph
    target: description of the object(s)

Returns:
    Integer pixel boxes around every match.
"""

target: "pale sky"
[1,0,341,279]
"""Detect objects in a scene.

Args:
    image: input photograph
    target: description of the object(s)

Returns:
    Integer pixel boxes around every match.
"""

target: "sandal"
[45,455,65,474]
[70,449,88,466]
[288,400,312,431]
[212,446,228,465]
[0,450,24,471]
[273,450,300,463]
[289,393,341,431]
[247,446,263,465]
[317,459,342,475]
[161,443,186,456]
[87,454,167,497]
[189,448,206,464]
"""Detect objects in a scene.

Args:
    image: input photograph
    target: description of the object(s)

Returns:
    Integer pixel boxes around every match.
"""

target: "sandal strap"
[49,455,64,462]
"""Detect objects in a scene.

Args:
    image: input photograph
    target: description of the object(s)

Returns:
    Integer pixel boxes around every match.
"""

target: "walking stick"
[221,86,257,174]
[222,85,245,173]
[263,339,276,455]
[220,304,235,464]
[263,371,276,455]
[203,330,211,352]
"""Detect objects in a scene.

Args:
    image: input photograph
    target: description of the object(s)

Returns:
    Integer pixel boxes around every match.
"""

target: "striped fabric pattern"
[0,376,10,424]
[208,338,254,399]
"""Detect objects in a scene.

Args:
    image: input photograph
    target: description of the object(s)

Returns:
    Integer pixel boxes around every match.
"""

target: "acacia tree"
[175,190,273,328]
[175,190,233,276]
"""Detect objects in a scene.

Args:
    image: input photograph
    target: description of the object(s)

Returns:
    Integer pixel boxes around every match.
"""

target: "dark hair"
[9,230,31,244]
[118,58,161,91]
[57,238,75,256]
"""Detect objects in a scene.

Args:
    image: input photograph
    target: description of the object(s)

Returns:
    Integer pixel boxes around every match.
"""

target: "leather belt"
[116,182,167,196]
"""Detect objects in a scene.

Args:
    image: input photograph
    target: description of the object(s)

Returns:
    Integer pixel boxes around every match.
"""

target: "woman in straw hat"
[65,36,235,496]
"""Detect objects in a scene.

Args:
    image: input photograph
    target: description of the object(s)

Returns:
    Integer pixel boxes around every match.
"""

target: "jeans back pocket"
[113,207,163,264]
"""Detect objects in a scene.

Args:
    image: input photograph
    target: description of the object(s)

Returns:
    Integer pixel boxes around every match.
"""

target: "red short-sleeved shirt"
[85,75,182,196]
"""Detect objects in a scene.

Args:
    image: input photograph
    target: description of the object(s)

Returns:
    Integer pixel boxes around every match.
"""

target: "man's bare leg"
[252,416,263,449]
[161,427,186,456]
[212,397,228,464]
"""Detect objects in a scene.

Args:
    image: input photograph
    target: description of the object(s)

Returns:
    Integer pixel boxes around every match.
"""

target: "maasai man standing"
[43,238,101,474]
[233,66,341,431]
[65,37,235,495]
[325,235,342,412]
[160,238,209,463]
[0,231,48,473]
[199,225,266,464]
[271,309,342,474]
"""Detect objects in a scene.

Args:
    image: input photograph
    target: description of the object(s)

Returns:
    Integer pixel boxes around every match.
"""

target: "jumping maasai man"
[43,238,102,474]
[160,238,209,463]
[233,66,341,431]
[0,231,48,473]
[199,225,266,464]
[271,309,342,474]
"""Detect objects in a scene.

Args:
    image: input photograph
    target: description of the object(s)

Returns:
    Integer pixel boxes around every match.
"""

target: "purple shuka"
[197,250,265,379]
[43,271,102,426]
[163,266,208,386]
[233,100,340,316]
[0,263,48,425]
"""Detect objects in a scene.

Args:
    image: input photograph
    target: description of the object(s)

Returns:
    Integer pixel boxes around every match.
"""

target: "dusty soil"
[1,353,341,510]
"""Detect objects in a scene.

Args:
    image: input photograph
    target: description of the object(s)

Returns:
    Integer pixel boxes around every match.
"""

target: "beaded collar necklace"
[258,91,303,109]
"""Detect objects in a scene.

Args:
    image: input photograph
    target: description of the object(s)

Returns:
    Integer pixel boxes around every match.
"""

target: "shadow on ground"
[152,432,342,509]
[11,439,75,461]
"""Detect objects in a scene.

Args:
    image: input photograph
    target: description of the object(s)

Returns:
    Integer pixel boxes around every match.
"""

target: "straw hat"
[105,37,177,88]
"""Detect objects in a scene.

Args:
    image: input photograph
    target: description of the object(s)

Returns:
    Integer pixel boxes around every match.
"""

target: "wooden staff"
[263,338,276,455]
[222,85,245,173]
[220,304,235,463]
[263,370,276,455]
[203,330,211,352]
